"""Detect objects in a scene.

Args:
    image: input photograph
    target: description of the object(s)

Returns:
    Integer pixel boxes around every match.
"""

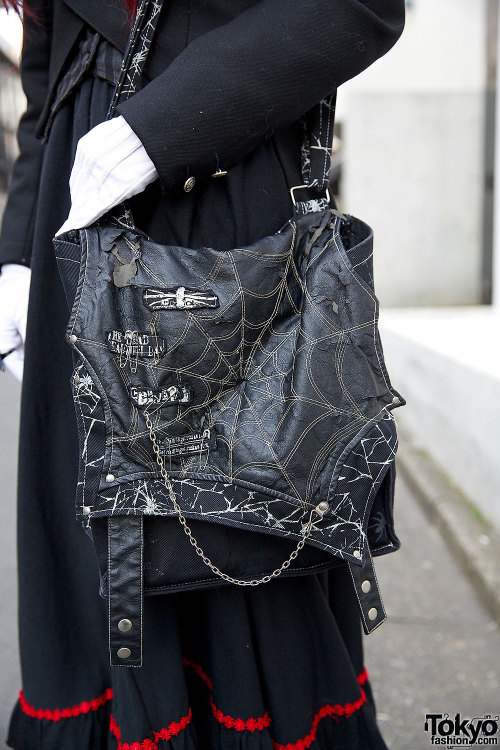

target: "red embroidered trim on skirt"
[357,667,369,686]
[183,657,367,745]
[182,656,213,690]
[18,688,113,722]
[270,688,367,750]
[109,709,192,750]
[183,656,271,732]
[17,661,369,749]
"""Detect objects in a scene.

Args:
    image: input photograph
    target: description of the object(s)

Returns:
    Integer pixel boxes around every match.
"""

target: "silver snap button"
[183,176,196,192]
[82,506,91,516]
[118,619,132,633]
[69,334,78,344]
[361,579,371,594]
[392,395,399,404]
[368,607,378,621]
[106,474,115,483]
[117,647,131,659]
[317,501,329,513]
[353,550,361,559]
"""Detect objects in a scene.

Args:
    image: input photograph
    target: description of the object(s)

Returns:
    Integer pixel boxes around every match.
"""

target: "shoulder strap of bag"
[301,92,337,195]
[107,0,336,206]
[106,0,164,120]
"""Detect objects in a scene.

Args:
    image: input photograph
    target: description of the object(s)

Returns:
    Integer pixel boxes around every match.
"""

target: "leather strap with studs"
[347,546,387,635]
[108,516,143,667]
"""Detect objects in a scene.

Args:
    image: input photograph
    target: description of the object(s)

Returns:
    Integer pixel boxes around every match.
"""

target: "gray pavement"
[0,375,21,746]
[365,472,500,749]
[0,376,499,749]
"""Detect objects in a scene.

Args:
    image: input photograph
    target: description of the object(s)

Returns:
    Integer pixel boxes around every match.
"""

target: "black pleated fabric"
[6,48,389,750]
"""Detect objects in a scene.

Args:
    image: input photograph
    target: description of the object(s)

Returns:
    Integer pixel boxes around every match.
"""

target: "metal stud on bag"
[144,411,326,586]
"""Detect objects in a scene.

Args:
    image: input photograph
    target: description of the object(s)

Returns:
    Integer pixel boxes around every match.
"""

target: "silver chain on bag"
[144,411,328,586]
[109,0,332,587]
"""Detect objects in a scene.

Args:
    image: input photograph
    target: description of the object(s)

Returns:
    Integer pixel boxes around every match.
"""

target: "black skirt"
[7,55,389,750]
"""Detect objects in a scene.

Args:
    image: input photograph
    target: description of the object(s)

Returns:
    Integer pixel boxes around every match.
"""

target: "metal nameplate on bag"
[159,428,213,457]
[107,331,167,358]
[129,384,192,407]
[143,287,219,311]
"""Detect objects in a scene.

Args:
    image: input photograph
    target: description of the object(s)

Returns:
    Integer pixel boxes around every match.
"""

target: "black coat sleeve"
[0,2,51,267]
[117,0,405,193]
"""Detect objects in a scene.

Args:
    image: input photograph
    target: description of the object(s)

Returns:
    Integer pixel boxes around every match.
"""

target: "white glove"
[56,115,158,236]
[0,264,31,382]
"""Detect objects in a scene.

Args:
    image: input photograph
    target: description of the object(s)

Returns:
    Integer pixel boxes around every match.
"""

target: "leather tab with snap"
[108,516,143,667]
[347,545,387,635]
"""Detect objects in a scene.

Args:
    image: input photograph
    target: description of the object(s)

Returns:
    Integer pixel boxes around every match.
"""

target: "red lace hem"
[357,667,369,686]
[182,656,271,732]
[270,689,367,750]
[18,687,113,722]
[17,661,369,748]
[109,709,193,750]
[183,657,367,746]
[268,669,370,750]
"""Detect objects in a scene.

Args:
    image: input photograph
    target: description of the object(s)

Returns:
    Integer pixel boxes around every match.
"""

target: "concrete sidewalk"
[0,377,499,749]
[0,375,21,745]
[365,470,500,749]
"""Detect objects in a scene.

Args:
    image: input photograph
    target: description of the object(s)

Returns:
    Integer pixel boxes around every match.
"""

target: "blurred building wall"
[0,49,23,192]
[340,1,500,532]
[0,11,24,211]
[493,4,500,306]
[338,0,488,307]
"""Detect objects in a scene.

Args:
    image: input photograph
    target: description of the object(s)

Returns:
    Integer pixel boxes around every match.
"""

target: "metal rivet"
[353,550,361,559]
[368,607,378,621]
[106,474,115,483]
[117,647,131,659]
[392,395,399,404]
[69,334,77,344]
[183,176,196,192]
[82,506,91,516]
[361,579,371,594]
[318,501,329,512]
[118,618,132,633]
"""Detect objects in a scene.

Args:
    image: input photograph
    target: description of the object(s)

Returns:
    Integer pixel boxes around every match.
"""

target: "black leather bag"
[54,0,404,667]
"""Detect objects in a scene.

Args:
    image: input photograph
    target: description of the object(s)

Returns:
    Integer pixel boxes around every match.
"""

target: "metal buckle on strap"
[290,184,331,207]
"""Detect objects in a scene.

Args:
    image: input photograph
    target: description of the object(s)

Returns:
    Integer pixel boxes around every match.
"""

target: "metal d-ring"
[290,184,331,207]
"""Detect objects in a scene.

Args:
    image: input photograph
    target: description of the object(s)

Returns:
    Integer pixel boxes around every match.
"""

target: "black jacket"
[0,0,404,267]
